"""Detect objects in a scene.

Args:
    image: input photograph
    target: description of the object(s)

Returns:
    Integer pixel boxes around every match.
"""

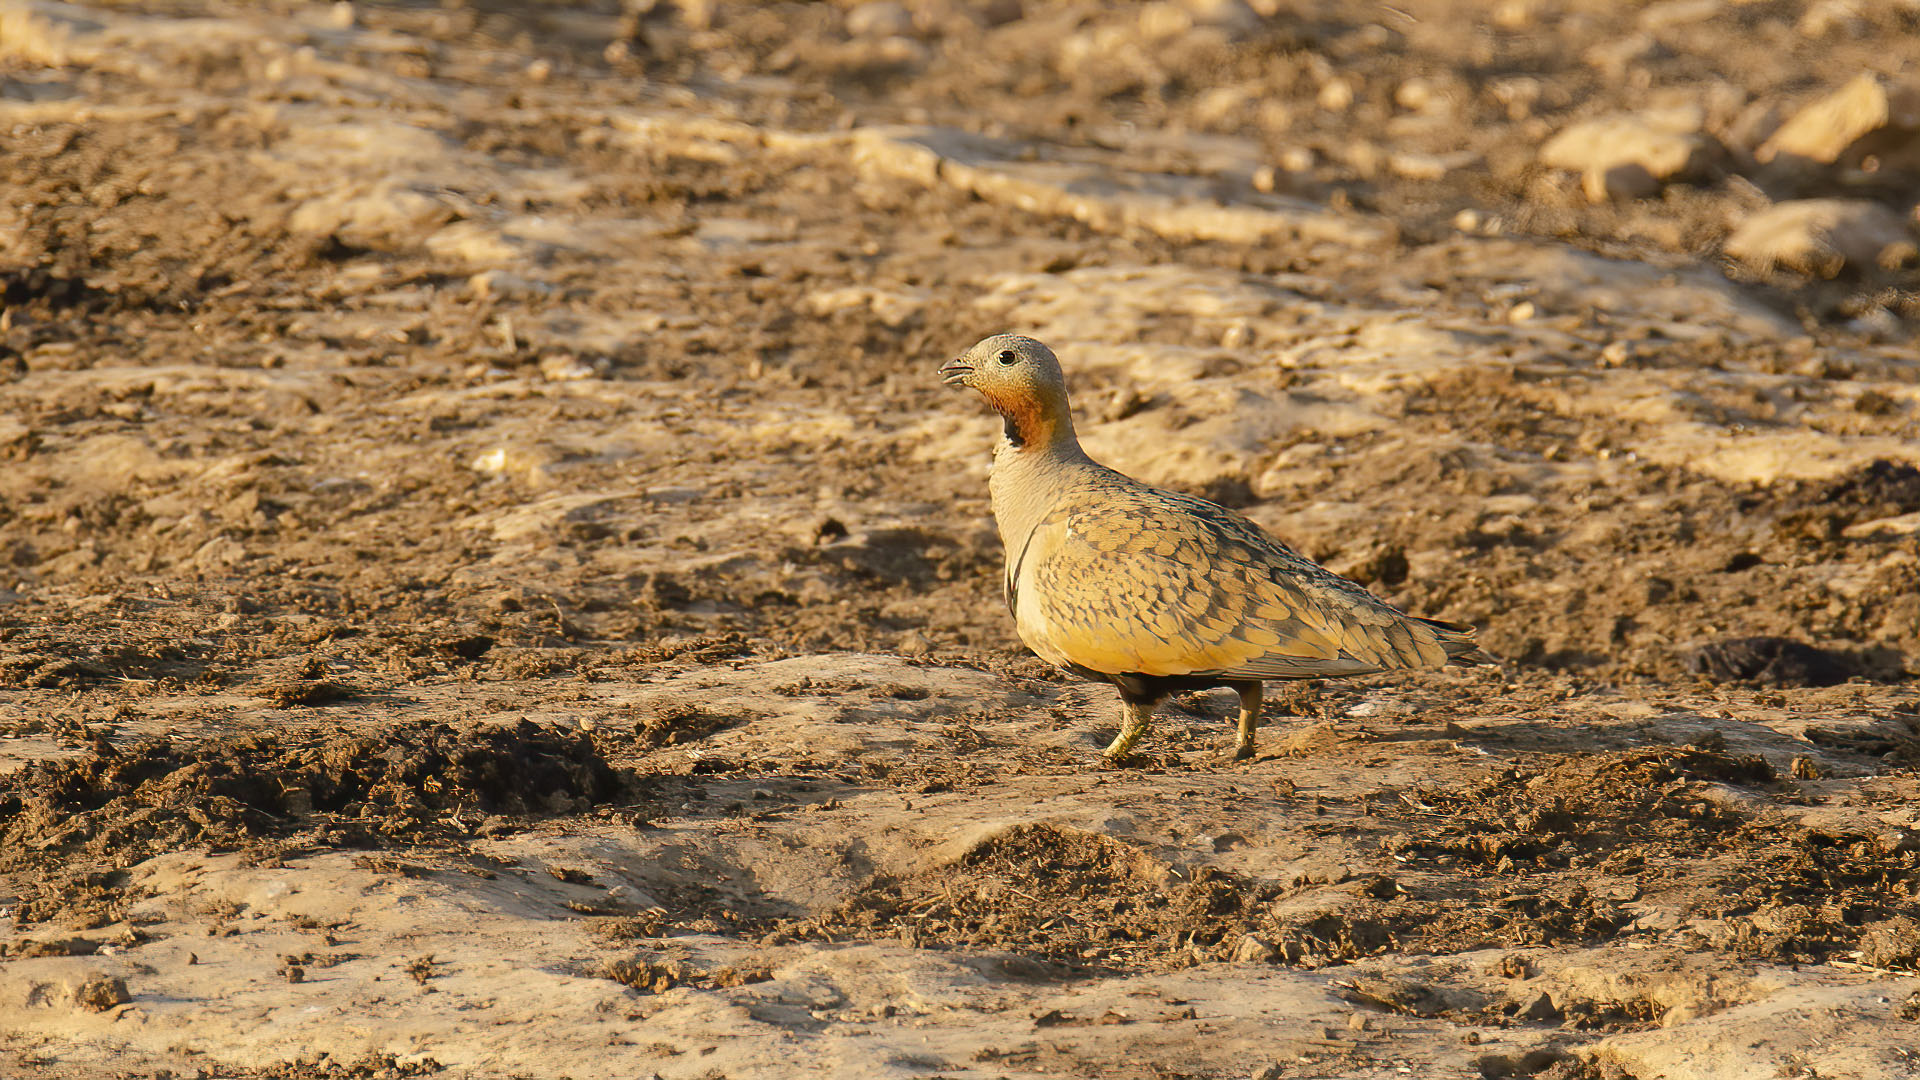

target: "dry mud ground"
[1,2,1919,1078]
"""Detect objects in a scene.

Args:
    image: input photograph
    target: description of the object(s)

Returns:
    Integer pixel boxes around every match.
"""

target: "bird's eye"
[997,349,1017,365]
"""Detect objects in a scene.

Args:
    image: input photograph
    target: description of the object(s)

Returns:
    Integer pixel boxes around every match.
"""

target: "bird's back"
[1006,465,1481,681]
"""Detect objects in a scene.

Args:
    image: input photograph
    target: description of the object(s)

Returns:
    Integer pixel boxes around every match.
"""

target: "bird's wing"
[1014,488,1450,680]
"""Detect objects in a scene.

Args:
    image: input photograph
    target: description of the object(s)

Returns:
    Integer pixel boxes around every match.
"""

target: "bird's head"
[938,333,1075,451]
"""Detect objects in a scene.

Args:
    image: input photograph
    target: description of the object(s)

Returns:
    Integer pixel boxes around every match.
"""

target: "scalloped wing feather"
[1012,482,1457,681]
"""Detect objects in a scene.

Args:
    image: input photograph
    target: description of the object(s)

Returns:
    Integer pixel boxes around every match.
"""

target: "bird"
[938,332,1496,765]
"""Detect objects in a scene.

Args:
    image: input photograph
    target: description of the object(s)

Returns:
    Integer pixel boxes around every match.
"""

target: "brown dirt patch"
[0,721,651,924]
[780,824,1268,971]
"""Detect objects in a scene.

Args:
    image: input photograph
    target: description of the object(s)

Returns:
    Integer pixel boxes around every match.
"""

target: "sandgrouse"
[940,333,1495,764]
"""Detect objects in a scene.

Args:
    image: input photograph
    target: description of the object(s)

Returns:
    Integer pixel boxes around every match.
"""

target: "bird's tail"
[1418,617,1500,667]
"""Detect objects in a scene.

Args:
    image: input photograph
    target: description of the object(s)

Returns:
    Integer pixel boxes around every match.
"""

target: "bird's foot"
[1101,699,1157,768]
[1223,739,1256,763]
[1101,727,1147,766]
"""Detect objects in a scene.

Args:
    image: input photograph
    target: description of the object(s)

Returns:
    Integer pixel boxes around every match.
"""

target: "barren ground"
[1,2,1918,1078]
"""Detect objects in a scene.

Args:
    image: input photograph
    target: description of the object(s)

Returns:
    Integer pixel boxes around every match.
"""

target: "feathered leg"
[1228,680,1263,761]
[1102,695,1159,763]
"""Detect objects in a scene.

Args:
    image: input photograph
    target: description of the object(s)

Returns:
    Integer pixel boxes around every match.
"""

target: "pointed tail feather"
[1418,617,1499,667]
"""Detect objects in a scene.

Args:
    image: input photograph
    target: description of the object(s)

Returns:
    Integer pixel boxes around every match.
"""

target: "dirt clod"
[70,975,129,1012]
[1857,917,1920,971]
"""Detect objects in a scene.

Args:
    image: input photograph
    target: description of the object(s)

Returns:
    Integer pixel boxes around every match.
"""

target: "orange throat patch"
[985,391,1060,450]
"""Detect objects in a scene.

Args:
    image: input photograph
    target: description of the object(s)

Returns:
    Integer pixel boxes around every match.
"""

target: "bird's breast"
[1009,556,1068,666]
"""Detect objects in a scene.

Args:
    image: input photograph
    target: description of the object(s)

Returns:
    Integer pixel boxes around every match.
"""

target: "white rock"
[1493,0,1536,28]
[1317,78,1354,112]
[539,354,597,382]
[287,185,453,249]
[1844,512,1920,539]
[845,2,913,38]
[1757,74,1920,167]
[471,447,512,475]
[1393,77,1442,113]
[1231,934,1277,964]
[1137,2,1194,38]
[1636,0,1721,31]
[1192,85,1253,128]
[1139,0,1258,38]
[468,270,553,300]
[1723,199,1917,277]
[1180,0,1260,33]
[1798,0,1869,37]
[469,444,561,488]
[425,222,532,266]
[1540,112,1712,202]
[1388,151,1476,182]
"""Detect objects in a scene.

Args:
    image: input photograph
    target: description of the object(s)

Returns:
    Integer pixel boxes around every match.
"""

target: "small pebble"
[1317,78,1355,111]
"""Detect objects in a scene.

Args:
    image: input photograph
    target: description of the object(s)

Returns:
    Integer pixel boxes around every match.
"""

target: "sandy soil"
[0,1,1918,1078]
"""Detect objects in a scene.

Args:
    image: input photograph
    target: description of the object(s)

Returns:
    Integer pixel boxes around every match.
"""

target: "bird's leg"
[1229,681,1263,761]
[1102,696,1159,764]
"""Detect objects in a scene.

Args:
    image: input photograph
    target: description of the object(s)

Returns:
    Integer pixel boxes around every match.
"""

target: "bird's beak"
[938,358,973,387]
